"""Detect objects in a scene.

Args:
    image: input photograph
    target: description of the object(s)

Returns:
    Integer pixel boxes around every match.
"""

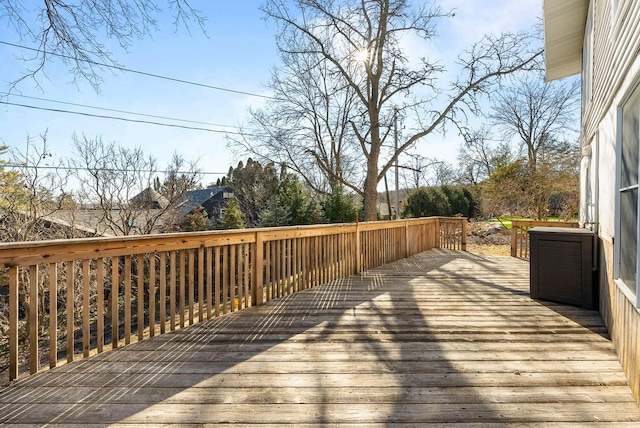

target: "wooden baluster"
[137,254,145,341]
[276,240,282,297]
[179,250,186,328]
[82,259,90,358]
[265,241,272,302]
[68,261,76,360]
[159,252,167,334]
[111,258,119,349]
[243,243,250,308]
[29,266,39,374]
[9,266,18,381]
[286,239,292,294]
[49,263,58,367]
[149,253,156,337]
[330,234,335,281]
[96,259,104,353]
[169,251,176,331]
[235,244,240,308]
[214,247,221,316]
[301,237,308,290]
[273,240,279,297]
[198,246,204,322]
[188,249,195,324]
[124,256,132,344]
[253,233,264,306]
[222,246,229,314]
[230,244,236,311]
[292,238,298,293]
[206,247,213,318]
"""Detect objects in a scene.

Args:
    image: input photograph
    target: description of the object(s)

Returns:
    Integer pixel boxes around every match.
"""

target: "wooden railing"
[510,220,579,259]
[0,216,466,382]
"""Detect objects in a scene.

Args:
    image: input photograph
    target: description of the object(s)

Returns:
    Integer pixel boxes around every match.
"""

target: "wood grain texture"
[1,249,638,425]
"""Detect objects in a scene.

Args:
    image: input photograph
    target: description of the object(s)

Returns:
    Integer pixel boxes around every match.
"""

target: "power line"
[2,162,228,176]
[0,91,250,130]
[0,100,268,137]
[0,40,277,100]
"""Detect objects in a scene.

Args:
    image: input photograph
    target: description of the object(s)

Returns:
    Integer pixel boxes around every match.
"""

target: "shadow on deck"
[0,249,639,426]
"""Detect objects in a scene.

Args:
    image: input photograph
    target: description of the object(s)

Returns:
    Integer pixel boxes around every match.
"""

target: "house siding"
[580,0,640,406]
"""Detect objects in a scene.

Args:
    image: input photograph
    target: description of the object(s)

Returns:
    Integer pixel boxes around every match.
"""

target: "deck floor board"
[1,249,639,426]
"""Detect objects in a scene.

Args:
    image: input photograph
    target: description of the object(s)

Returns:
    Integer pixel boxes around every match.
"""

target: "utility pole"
[394,109,400,219]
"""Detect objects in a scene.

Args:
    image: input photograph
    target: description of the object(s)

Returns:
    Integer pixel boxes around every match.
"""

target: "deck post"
[404,220,410,258]
[510,226,518,257]
[252,231,264,305]
[461,218,467,251]
[434,217,441,249]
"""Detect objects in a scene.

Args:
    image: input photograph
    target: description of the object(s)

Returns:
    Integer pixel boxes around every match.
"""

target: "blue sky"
[0,1,542,187]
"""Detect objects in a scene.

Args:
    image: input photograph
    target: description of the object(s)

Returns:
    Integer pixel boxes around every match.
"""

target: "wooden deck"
[1,249,639,426]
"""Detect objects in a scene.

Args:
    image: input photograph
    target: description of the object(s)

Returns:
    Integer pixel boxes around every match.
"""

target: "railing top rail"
[0,217,466,268]
[511,220,578,228]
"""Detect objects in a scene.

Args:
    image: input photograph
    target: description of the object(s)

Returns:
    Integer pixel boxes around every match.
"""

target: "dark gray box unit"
[528,227,597,309]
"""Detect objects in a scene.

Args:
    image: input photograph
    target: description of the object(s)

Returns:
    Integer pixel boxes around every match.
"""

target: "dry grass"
[466,222,511,257]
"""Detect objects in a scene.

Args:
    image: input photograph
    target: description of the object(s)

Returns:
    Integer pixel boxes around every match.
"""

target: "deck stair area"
[1,249,639,426]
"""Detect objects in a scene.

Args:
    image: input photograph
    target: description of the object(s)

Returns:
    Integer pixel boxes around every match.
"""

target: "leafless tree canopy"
[231,53,362,196]
[0,134,73,242]
[457,126,515,186]
[490,72,580,169]
[1,0,205,90]
[70,134,200,235]
[234,0,542,220]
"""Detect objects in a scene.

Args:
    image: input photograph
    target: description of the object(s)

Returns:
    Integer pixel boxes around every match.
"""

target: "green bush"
[322,190,358,223]
[402,185,479,218]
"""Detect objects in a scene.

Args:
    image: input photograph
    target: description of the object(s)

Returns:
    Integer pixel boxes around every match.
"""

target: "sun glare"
[355,48,369,63]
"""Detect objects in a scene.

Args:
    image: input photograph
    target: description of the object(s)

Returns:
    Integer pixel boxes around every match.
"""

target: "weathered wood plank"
[1,385,634,406]
[50,359,626,376]
[1,402,639,425]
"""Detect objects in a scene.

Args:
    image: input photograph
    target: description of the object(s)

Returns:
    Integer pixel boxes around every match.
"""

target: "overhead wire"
[0,40,277,100]
[0,100,266,135]
[1,162,228,176]
[0,91,263,132]
[0,40,276,136]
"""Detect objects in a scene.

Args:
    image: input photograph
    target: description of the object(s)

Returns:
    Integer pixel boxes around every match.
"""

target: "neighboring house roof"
[543,0,589,81]
[39,210,114,237]
[46,209,170,236]
[129,187,170,209]
[180,187,232,216]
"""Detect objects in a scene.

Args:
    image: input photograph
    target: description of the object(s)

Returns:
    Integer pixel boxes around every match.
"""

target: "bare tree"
[479,71,580,219]
[230,43,362,196]
[490,72,580,170]
[400,153,442,190]
[70,134,200,235]
[457,126,514,186]
[250,0,541,221]
[0,134,73,242]
[1,0,206,90]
